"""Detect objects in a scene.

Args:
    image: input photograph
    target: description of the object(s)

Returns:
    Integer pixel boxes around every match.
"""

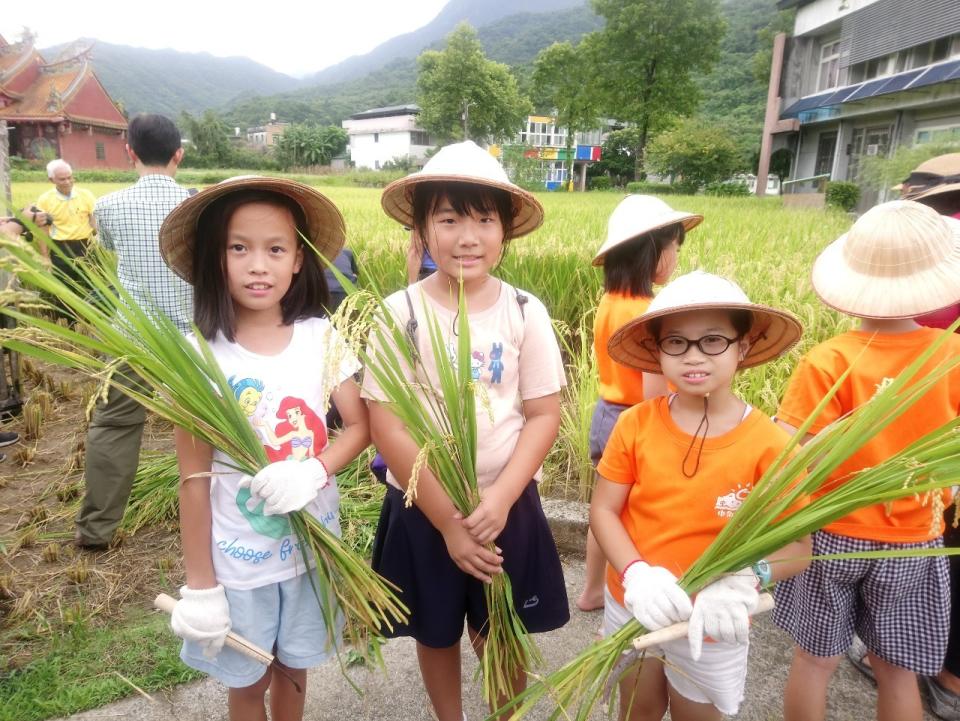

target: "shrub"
[625,181,675,195]
[705,181,751,197]
[825,181,861,211]
[588,176,612,191]
[646,119,741,188]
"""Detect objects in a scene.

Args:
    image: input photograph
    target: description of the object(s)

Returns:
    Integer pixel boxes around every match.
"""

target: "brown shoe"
[74,531,109,551]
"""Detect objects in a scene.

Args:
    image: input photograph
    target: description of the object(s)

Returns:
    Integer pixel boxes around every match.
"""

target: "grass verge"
[0,609,203,721]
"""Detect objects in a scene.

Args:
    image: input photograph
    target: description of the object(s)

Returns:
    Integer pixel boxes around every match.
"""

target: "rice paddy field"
[1,181,856,719]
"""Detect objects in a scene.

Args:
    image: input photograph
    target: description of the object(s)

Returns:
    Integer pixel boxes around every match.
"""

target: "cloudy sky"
[2,0,450,77]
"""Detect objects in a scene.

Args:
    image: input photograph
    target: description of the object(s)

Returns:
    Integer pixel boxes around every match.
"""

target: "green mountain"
[222,4,602,129]
[695,0,784,165]
[41,40,302,117]
[305,0,588,86]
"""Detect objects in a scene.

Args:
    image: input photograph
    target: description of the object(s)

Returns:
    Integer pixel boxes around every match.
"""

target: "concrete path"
[55,555,925,721]
[55,501,935,720]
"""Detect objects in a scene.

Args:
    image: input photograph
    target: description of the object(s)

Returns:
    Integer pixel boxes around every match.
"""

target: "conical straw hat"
[160,176,345,284]
[608,270,802,374]
[811,200,960,318]
[593,195,702,266]
[380,140,544,238]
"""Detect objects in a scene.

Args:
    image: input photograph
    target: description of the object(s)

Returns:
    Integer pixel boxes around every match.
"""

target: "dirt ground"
[0,357,184,672]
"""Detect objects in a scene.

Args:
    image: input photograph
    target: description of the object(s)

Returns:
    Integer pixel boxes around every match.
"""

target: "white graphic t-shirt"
[193,317,360,590]
[362,280,566,490]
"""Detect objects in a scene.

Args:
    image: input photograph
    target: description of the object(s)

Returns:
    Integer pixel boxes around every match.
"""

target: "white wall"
[349,131,413,170]
[795,0,880,36]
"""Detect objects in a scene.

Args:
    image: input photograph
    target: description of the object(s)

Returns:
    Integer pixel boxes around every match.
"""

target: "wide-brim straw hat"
[812,199,960,318]
[593,195,702,266]
[608,270,802,374]
[380,140,544,238]
[901,153,960,204]
[159,176,346,284]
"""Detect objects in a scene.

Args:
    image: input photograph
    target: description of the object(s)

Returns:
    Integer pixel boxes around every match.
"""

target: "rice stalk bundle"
[328,277,540,706]
[496,323,960,721]
[0,234,407,671]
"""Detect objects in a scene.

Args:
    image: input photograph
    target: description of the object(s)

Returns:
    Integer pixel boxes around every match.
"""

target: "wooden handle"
[153,592,274,666]
[631,592,775,650]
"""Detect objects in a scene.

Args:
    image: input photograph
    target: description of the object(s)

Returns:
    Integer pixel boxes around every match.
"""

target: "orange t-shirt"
[595,293,651,405]
[597,397,793,605]
[777,328,960,543]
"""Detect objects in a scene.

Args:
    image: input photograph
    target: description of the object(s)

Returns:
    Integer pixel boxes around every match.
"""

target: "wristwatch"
[751,559,773,588]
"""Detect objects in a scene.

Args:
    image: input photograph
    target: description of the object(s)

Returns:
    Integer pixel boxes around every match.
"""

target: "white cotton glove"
[239,458,329,516]
[170,584,231,658]
[687,569,760,661]
[622,561,693,631]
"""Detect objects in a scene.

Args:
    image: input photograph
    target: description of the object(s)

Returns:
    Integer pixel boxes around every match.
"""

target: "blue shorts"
[181,572,343,688]
[588,398,631,466]
[371,481,569,648]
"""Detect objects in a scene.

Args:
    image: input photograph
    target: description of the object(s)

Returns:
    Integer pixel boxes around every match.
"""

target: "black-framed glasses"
[656,334,741,357]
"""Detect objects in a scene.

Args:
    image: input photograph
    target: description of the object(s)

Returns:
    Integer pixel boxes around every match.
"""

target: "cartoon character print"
[228,376,291,539]
[471,351,485,381]
[255,396,328,463]
[714,483,751,518]
[488,342,504,384]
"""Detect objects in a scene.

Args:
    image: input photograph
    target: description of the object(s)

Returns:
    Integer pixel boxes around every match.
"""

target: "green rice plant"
[120,452,181,534]
[495,323,960,720]
[329,277,540,706]
[0,233,407,672]
[543,314,598,501]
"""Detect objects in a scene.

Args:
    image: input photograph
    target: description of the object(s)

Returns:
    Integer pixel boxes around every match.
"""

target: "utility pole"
[461,99,470,141]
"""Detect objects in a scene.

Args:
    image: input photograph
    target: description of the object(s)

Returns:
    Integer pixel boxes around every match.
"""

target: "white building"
[341,105,433,170]
[757,0,960,204]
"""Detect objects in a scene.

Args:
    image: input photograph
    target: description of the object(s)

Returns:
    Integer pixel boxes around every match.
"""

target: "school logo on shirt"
[714,483,751,518]
[873,377,895,398]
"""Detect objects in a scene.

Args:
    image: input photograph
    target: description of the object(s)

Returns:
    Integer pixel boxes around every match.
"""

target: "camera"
[29,206,53,226]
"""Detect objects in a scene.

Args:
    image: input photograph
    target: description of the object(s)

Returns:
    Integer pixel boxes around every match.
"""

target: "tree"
[586,0,725,179]
[594,127,645,184]
[416,23,532,144]
[275,125,348,170]
[533,41,600,190]
[646,118,740,187]
[179,110,232,165]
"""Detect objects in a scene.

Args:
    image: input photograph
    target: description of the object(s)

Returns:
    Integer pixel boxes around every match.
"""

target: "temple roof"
[0,35,126,130]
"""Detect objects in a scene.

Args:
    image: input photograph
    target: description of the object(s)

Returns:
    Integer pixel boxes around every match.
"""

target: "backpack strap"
[405,284,527,358]
[403,289,420,367]
[515,288,527,320]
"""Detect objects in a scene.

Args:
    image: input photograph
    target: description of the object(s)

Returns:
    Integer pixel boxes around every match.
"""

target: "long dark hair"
[604,223,685,297]
[192,189,330,341]
[411,181,515,263]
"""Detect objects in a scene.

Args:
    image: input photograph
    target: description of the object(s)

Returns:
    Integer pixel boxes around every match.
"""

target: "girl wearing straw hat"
[363,141,569,720]
[159,177,370,720]
[593,270,811,720]
[579,194,701,612]
[772,200,960,721]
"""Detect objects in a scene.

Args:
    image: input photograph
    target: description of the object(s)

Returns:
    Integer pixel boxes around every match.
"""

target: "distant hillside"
[305,0,588,86]
[42,40,303,117]
[695,0,783,163]
[222,4,602,129]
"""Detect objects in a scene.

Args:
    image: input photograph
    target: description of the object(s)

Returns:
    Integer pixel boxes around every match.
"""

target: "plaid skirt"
[773,529,949,675]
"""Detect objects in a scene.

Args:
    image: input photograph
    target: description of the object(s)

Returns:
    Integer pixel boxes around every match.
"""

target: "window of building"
[410,130,430,146]
[817,40,842,92]
[814,131,837,177]
[848,125,892,180]
[916,125,960,144]
[374,132,379,143]
[95,142,105,160]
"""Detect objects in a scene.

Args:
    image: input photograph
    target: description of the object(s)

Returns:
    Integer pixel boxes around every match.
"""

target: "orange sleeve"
[777,354,844,433]
[596,411,637,485]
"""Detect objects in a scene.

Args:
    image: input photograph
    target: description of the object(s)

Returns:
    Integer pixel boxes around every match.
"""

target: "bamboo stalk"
[631,593,775,651]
